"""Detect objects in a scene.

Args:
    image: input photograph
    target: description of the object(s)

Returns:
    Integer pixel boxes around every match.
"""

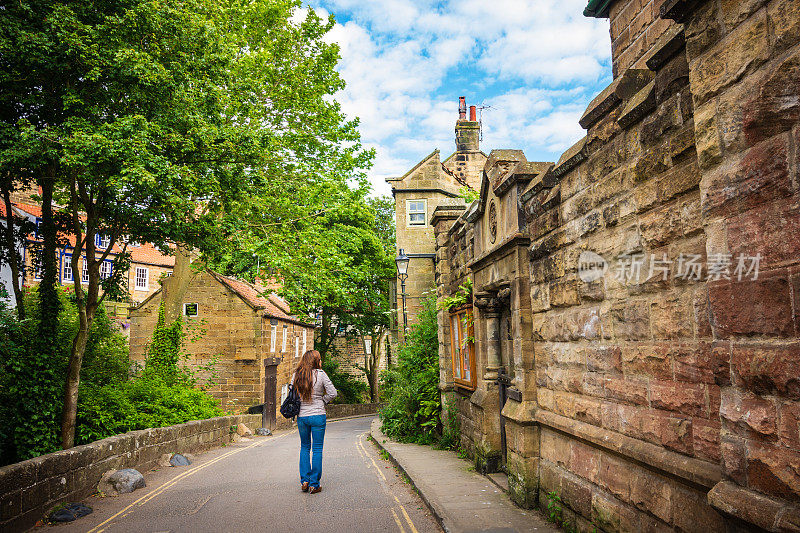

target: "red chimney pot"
[469,105,477,121]
[458,96,466,119]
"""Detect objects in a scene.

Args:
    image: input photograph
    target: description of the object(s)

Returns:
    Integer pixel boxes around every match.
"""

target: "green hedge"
[379,296,441,444]
[76,376,222,444]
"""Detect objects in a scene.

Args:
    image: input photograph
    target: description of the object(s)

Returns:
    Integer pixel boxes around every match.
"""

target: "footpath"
[370,418,560,533]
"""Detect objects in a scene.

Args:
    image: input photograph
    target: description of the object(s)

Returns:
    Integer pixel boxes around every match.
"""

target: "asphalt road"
[48,417,441,533]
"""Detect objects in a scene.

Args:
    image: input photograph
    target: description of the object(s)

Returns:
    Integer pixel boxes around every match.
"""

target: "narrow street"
[49,417,441,533]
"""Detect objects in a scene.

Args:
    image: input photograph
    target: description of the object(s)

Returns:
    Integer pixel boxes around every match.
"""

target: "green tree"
[0,0,370,448]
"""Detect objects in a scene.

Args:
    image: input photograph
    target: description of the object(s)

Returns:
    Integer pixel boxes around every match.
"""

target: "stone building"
[387,98,487,343]
[332,332,389,391]
[130,269,315,426]
[434,0,800,531]
[8,201,174,306]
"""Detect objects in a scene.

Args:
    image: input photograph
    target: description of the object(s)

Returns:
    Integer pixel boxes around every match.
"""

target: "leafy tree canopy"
[0,0,373,447]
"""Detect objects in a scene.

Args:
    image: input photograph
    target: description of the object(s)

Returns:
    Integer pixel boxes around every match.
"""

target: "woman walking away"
[292,350,337,493]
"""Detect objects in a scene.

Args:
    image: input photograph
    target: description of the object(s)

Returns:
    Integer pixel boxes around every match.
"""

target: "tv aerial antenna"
[477,104,492,141]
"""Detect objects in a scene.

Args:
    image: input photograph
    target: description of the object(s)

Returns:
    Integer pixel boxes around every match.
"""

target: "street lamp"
[395,249,409,334]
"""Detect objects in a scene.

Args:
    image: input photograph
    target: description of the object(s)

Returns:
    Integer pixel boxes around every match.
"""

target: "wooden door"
[263,358,279,430]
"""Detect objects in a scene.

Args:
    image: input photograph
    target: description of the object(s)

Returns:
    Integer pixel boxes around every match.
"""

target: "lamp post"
[395,248,409,335]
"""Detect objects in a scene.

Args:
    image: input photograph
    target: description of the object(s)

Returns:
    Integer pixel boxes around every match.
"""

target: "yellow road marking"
[391,507,407,533]
[88,432,293,533]
[359,435,419,533]
[394,495,420,533]
[358,437,386,481]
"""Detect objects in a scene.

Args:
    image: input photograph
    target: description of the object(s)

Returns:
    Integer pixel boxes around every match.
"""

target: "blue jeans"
[297,414,326,488]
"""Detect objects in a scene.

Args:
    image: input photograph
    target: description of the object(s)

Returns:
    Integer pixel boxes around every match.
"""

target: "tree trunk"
[366,331,382,402]
[38,175,60,342]
[319,309,332,362]
[1,186,24,319]
[60,306,92,448]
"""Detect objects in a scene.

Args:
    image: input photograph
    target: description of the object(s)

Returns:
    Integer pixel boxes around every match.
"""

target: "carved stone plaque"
[489,201,497,244]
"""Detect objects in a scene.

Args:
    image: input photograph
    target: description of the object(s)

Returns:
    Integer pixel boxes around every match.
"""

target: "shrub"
[76,376,222,444]
[0,287,129,464]
[75,304,224,444]
[379,296,441,444]
[436,396,461,450]
[0,291,223,465]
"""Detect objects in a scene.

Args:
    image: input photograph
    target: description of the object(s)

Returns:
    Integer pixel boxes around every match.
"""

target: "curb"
[369,421,452,533]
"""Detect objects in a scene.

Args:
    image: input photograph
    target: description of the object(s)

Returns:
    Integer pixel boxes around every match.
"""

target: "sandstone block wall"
[0,414,261,532]
[130,271,262,412]
[326,403,382,419]
[127,263,173,305]
[434,0,800,530]
[682,0,800,529]
[608,0,672,76]
[331,335,388,385]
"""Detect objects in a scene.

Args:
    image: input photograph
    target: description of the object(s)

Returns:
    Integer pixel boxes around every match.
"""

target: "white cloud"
[309,0,614,196]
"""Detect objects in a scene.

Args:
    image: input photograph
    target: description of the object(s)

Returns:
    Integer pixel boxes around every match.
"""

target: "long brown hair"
[294,350,322,402]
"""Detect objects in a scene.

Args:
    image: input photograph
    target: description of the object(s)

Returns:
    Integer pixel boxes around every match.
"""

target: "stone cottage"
[130,269,315,427]
[387,97,487,344]
[434,0,800,531]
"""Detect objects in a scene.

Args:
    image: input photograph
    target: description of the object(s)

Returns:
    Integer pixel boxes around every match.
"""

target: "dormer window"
[407,199,427,227]
[95,234,111,249]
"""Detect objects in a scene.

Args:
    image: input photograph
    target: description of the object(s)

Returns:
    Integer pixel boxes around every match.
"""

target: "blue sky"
[305,0,614,196]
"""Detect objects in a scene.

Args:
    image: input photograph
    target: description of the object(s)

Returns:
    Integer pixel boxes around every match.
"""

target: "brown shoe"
[309,486,322,494]
[301,482,309,492]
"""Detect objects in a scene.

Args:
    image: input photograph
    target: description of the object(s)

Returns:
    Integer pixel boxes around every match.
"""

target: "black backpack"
[280,384,301,419]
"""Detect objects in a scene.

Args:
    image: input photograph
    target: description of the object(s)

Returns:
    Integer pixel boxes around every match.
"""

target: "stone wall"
[682,0,800,529]
[434,0,800,530]
[127,263,173,305]
[0,414,261,532]
[526,25,722,531]
[607,0,672,76]
[130,271,264,412]
[331,335,388,385]
[326,403,382,419]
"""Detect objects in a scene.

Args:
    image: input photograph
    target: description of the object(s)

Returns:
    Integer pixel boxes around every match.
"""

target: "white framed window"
[81,257,89,284]
[295,336,299,360]
[135,267,149,290]
[302,329,307,354]
[100,260,112,280]
[95,234,111,249]
[282,326,288,352]
[270,324,277,352]
[184,303,199,317]
[407,199,427,226]
[63,254,73,282]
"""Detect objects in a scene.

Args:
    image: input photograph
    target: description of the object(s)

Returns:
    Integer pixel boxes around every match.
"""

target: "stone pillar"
[476,294,503,381]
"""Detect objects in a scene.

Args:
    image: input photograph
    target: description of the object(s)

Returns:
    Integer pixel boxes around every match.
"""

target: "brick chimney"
[455,97,480,153]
